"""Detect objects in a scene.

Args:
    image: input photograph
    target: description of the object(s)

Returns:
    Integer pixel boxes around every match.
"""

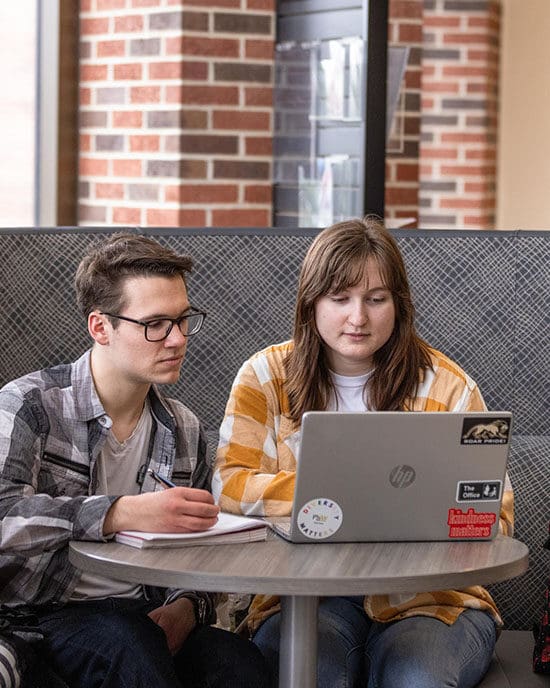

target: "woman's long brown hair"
[284,216,432,425]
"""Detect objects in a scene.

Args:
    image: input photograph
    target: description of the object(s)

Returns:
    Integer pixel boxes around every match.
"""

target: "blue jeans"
[35,598,269,688]
[253,596,497,688]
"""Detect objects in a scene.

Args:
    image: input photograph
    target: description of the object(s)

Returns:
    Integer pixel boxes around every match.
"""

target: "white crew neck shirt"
[327,369,374,412]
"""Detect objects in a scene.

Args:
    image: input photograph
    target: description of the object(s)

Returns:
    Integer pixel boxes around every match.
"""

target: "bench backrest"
[1,227,547,437]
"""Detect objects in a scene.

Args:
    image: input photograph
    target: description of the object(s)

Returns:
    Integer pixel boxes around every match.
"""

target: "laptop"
[269,411,512,543]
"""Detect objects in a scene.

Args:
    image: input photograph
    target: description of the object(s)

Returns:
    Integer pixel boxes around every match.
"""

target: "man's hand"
[148,598,196,655]
[103,487,220,535]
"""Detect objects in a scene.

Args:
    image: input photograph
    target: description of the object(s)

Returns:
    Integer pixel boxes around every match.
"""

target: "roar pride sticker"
[447,507,497,538]
[460,417,510,445]
[298,498,343,540]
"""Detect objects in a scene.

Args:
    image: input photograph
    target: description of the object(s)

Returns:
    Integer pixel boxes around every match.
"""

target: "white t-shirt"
[327,369,374,412]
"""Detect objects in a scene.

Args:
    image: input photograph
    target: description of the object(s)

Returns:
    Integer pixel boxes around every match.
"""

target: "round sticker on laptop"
[297,498,343,540]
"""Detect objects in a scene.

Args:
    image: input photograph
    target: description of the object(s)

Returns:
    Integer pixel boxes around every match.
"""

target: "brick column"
[78,0,275,228]
[385,0,424,227]
[419,0,500,229]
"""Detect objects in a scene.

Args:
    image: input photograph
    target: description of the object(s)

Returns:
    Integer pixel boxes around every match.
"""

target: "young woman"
[213,217,514,687]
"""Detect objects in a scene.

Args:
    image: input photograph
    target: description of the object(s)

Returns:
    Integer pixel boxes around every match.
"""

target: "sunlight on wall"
[0,2,36,226]
[497,0,550,229]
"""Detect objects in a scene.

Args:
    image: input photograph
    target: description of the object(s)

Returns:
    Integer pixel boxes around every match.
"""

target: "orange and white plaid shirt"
[213,341,514,633]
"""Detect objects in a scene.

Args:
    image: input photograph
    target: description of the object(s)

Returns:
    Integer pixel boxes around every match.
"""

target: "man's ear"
[88,311,111,345]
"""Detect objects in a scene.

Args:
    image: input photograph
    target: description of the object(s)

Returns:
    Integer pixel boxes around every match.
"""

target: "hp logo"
[389,465,416,488]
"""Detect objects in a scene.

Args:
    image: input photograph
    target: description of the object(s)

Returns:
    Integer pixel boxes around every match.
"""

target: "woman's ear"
[88,311,111,345]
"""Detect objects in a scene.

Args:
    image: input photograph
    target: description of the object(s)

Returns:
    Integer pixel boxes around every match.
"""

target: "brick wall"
[385,0,424,227]
[79,0,275,228]
[77,0,501,230]
[419,0,500,229]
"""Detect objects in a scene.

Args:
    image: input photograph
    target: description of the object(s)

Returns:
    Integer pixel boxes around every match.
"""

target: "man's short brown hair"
[75,233,193,320]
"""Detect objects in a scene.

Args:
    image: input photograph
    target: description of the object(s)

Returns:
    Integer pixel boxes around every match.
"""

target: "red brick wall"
[78,0,275,227]
[418,0,500,229]
[385,0,424,227]
[77,0,500,230]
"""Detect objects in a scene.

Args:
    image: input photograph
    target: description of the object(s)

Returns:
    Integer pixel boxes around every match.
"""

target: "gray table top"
[69,532,529,597]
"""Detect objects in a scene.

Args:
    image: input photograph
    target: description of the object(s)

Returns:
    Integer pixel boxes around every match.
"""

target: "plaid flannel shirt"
[213,341,514,632]
[0,350,214,617]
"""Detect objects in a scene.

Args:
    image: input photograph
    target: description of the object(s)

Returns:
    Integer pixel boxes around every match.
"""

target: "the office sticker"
[298,498,343,540]
[460,417,510,445]
[447,507,497,538]
[457,480,502,502]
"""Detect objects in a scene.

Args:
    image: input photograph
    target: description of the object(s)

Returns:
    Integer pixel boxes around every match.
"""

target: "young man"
[0,233,268,688]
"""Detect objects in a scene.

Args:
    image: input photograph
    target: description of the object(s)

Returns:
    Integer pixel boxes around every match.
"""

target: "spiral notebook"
[116,512,267,548]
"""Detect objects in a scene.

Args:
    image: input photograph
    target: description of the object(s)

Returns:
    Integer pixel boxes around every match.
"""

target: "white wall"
[0,2,37,226]
[497,0,550,229]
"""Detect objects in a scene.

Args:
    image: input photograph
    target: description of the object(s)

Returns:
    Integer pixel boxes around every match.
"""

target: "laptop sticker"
[447,507,497,538]
[298,498,343,540]
[456,480,502,502]
[460,417,510,445]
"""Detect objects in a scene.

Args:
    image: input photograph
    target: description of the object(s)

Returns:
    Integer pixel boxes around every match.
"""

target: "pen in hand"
[148,469,176,489]
[147,469,219,529]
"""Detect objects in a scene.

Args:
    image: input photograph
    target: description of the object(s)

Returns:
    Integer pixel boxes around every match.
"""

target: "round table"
[70,532,529,688]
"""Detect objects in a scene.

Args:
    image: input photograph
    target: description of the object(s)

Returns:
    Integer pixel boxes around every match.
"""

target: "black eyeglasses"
[101,307,206,342]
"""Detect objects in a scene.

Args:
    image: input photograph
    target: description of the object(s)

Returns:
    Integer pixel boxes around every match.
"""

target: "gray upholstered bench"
[1,226,549,686]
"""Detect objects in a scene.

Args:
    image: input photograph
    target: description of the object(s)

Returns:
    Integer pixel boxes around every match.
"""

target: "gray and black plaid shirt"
[0,350,213,615]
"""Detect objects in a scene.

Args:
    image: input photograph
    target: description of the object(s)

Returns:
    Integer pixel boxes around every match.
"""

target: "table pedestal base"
[279,596,319,688]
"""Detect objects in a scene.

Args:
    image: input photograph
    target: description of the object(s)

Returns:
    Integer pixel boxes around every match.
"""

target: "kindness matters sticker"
[447,507,497,538]
[298,498,343,540]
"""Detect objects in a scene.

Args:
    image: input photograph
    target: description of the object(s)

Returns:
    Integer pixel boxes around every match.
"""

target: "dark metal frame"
[274,0,388,223]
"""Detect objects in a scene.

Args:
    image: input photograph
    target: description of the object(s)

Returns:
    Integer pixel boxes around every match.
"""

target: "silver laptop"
[269,411,512,543]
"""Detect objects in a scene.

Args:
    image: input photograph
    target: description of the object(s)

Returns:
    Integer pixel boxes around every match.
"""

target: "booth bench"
[0,226,548,686]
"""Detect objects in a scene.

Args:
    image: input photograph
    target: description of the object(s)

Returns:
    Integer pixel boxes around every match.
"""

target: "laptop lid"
[277,411,511,543]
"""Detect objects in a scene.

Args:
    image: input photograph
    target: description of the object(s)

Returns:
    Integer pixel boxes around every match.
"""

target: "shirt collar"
[71,350,175,430]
